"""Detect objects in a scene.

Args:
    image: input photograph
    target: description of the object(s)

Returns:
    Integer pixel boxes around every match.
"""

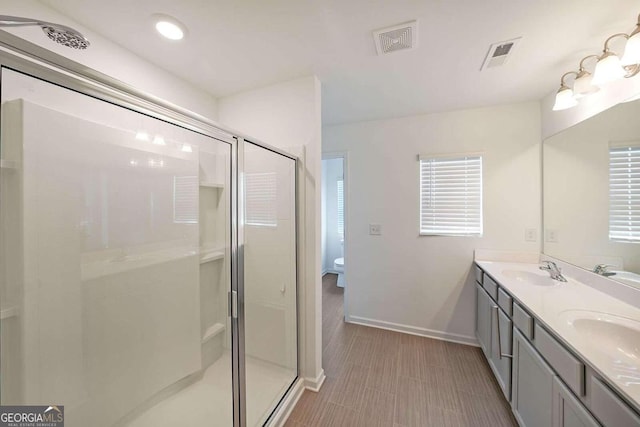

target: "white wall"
[322,158,343,272]
[323,102,541,344]
[217,76,323,385]
[0,0,218,119]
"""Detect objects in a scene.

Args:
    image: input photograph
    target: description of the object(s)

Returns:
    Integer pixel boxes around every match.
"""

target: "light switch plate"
[545,229,558,243]
[525,228,537,242]
[369,224,382,235]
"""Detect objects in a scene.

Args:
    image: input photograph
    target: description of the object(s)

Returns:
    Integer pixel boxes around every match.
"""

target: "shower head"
[41,25,90,49]
[0,15,90,49]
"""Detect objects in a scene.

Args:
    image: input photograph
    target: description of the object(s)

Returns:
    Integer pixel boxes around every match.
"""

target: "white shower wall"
[322,158,343,273]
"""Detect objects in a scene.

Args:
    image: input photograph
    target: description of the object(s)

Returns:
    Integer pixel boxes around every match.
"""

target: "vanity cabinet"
[476,283,491,354]
[475,270,511,400]
[553,377,600,427]
[512,328,555,427]
[512,322,600,427]
[474,262,639,427]
[490,304,512,399]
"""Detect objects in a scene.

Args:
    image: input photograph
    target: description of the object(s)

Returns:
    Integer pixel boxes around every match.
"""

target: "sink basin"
[501,269,559,287]
[560,310,640,373]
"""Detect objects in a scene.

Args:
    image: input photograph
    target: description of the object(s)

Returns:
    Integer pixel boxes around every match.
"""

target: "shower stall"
[0,35,298,426]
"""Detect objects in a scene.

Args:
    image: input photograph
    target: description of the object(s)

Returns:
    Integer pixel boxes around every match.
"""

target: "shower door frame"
[235,138,300,427]
[0,30,300,427]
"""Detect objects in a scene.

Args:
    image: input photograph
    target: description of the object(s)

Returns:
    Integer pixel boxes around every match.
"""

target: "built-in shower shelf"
[200,249,225,264]
[199,181,224,189]
[0,306,19,320]
[202,322,225,344]
[0,160,18,170]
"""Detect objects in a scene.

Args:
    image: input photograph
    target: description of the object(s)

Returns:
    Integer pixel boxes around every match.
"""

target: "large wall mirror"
[543,95,640,290]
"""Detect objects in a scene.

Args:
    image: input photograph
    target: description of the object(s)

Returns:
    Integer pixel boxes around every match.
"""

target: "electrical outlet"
[369,224,382,235]
[525,228,537,242]
[545,229,558,243]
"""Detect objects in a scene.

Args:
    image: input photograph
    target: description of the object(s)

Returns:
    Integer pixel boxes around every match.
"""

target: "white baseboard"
[303,369,326,392]
[269,377,305,427]
[269,370,327,426]
[321,269,328,275]
[348,316,479,346]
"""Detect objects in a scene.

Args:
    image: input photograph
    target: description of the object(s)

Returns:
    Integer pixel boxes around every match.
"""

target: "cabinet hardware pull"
[493,305,513,360]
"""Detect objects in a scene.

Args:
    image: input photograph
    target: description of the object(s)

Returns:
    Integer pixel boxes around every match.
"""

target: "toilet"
[334,257,345,288]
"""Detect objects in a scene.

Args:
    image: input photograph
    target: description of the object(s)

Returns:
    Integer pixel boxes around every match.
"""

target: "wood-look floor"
[285,274,518,427]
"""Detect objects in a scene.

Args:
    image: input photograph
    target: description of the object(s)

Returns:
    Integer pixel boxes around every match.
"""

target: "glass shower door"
[0,68,234,426]
[241,141,298,426]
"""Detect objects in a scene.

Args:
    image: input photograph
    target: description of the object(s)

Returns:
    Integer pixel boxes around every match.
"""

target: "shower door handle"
[228,291,238,319]
[231,290,238,319]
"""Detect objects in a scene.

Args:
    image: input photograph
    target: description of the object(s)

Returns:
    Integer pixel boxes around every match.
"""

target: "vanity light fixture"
[153,14,186,41]
[591,33,628,86]
[621,14,640,66]
[552,13,640,111]
[573,55,600,98]
[552,72,579,111]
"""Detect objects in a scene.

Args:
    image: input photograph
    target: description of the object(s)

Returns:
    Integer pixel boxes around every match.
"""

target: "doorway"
[321,153,348,320]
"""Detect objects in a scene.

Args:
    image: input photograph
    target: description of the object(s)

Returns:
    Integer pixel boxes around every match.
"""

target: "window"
[337,179,344,236]
[173,175,198,223]
[609,144,640,242]
[419,155,482,236]
[245,172,277,227]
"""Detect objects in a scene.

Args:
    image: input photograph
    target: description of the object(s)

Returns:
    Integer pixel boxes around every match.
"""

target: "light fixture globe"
[621,30,640,66]
[552,85,578,111]
[573,70,600,98]
[592,52,626,86]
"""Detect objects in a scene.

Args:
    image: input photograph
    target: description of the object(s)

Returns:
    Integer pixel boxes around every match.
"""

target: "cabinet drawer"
[498,288,512,316]
[483,274,498,300]
[590,376,640,427]
[513,302,533,339]
[475,265,483,285]
[534,324,584,396]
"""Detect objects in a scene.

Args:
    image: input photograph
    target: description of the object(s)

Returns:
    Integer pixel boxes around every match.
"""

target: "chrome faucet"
[593,264,616,277]
[539,261,567,282]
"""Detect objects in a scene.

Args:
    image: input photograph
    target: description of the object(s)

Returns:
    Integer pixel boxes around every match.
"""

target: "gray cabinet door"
[512,329,555,427]
[476,283,491,357]
[552,377,600,427]
[490,306,512,400]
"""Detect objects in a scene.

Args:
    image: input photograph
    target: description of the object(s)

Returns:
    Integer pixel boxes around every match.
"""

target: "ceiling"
[41,0,640,125]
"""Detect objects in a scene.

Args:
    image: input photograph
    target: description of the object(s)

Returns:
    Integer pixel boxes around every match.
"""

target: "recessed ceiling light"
[152,14,187,41]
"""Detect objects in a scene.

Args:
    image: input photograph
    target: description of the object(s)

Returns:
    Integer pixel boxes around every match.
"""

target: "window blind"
[173,175,198,224]
[245,172,277,227]
[609,145,640,242]
[419,155,482,236]
[337,179,344,236]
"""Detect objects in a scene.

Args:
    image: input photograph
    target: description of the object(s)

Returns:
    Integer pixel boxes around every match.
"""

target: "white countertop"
[476,260,640,412]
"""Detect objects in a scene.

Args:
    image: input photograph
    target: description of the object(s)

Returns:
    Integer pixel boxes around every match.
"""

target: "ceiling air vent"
[480,37,521,70]
[373,20,418,55]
